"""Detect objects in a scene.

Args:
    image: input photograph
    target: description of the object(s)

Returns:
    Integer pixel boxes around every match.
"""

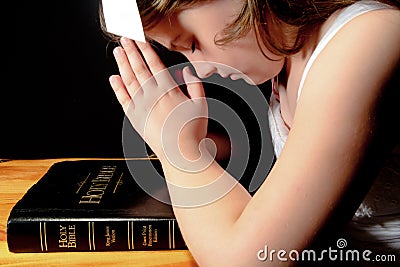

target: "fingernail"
[113,47,122,56]
[109,75,117,84]
[183,66,200,83]
[120,37,128,44]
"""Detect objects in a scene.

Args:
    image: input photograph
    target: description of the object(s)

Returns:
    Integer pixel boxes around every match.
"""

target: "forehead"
[146,16,181,47]
[146,0,243,45]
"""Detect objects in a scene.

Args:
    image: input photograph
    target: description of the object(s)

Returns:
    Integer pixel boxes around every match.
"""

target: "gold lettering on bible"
[58,224,77,248]
[105,225,116,247]
[141,224,158,247]
[79,165,117,204]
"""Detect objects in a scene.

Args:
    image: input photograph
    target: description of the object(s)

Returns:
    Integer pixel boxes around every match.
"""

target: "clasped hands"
[109,37,214,172]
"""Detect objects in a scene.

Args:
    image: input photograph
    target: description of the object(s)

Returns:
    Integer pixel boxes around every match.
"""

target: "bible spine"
[8,218,184,252]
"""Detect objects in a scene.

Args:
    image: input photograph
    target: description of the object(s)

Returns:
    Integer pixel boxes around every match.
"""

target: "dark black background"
[4,0,125,158]
[3,0,271,160]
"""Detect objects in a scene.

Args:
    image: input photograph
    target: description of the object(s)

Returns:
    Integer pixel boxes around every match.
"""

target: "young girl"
[100,0,399,266]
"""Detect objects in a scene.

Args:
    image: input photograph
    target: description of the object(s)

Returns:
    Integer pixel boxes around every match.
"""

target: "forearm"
[160,156,252,265]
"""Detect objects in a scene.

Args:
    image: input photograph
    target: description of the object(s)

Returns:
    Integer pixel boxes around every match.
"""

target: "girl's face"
[147,0,284,85]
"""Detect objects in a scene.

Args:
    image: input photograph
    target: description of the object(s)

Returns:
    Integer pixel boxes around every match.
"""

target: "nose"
[190,61,218,79]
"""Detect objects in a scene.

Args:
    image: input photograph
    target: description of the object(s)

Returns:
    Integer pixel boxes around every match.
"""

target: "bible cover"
[7,159,186,252]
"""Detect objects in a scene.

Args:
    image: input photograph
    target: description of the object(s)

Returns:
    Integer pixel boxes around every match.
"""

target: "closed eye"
[190,40,196,53]
[165,38,197,54]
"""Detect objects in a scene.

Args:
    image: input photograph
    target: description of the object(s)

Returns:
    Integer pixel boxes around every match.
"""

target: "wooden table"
[0,159,198,267]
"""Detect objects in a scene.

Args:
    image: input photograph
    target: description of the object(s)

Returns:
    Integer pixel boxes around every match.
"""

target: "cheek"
[227,48,281,78]
[198,40,284,83]
[227,32,284,78]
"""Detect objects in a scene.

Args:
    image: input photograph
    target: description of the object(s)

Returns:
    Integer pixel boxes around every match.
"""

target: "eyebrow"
[167,34,183,50]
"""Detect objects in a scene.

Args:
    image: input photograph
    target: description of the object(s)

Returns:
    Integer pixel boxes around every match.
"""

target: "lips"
[229,73,242,80]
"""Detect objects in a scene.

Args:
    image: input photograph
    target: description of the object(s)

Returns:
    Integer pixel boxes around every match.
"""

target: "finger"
[182,66,205,99]
[135,40,176,87]
[120,37,155,86]
[113,46,142,97]
[109,75,134,112]
[134,41,166,75]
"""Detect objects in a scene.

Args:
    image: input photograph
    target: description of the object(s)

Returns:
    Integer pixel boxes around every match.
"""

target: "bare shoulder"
[358,6,400,25]
[288,6,399,170]
[284,5,400,188]
[343,7,400,42]
[358,6,400,21]
[300,6,400,102]
[330,7,400,56]
[295,6,399,127]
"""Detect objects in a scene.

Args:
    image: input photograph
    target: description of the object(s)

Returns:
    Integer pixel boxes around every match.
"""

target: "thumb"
[182,66,205,99]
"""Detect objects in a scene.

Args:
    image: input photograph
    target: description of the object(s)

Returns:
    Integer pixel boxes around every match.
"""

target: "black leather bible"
[7,159,186,252]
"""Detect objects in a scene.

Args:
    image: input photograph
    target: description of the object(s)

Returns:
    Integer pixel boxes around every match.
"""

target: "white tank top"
[267,0,400,252]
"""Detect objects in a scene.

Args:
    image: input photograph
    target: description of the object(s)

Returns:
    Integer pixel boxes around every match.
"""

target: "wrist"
[159,138,217,174]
